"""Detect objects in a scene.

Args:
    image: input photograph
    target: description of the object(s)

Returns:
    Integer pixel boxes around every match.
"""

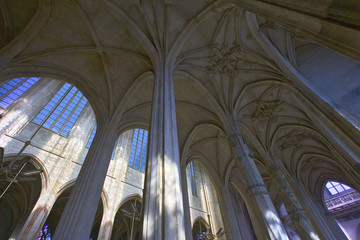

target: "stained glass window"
[188,161,197,196]
[37,224,51,240]
[86,125,97,148]
[128,129,148,172]
[32,83,88,137]
[326,181,352,196]
[0,77,40,109]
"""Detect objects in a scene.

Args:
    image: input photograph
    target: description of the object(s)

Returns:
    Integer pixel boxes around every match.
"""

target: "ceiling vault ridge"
[103,0,157,60]
[72,0,114,114]
[112,71,154,122]
[0,0,51,63]
[11,46,150,64]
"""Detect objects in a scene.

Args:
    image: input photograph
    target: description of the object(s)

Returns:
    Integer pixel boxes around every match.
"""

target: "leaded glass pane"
[128,129,148,172]
[32,83,88,137]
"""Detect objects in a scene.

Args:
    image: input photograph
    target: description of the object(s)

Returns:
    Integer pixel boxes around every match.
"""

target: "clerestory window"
[0,77,40,109]
[128,129,148,172]
[32,83,88,137]
[188,161,197,196]
[325,181,352,196]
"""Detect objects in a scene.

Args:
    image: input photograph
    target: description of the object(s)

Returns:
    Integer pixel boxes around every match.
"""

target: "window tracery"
[128,129,148,172]
[32,83,88,137]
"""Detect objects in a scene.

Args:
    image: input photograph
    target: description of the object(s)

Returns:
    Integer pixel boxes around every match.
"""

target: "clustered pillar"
[270,165,320,240]
[53,122,118,239]
[0,78,348,240]
[228,124,289,240]
[141,60,186,239]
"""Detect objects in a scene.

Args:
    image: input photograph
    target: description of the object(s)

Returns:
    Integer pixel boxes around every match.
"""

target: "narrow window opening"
[128,129,148,172]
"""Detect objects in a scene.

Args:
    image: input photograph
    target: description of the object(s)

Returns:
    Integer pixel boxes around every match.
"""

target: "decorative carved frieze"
[251,100,282,121]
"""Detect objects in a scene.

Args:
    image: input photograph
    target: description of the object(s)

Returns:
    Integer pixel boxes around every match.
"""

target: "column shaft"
[97,210,115,240]
[220,185,243,240]
[181,165,193,240]
[53,122,117,240]
[294,181,348,240]
[13,190,57,240]
[270,166,320,240]
[229,125,288,240]
[142,61,186,239]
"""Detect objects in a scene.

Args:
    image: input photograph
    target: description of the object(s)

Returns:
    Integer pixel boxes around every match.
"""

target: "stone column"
[229,125,288,240]
[97,209,115,240]
[11,190,58,240]
[142,61,186,239]
[220,185,243,240]
[53,121,118,240]
[269,166,320,240]
[227,183,256,240]
[293,180,348,240]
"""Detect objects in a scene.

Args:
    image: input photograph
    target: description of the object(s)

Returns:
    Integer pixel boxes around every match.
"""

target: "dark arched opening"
[37,186,103,239]
[0,156,42,239]
[111,197,142,240]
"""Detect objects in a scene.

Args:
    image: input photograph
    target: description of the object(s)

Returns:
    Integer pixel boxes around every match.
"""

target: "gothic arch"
[0,154,43,240]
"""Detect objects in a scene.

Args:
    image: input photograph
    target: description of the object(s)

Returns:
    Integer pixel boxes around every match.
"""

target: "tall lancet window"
[32,83,88,137]
[188,161,197,196]
[128,129,148,172]
[0,77,40,109]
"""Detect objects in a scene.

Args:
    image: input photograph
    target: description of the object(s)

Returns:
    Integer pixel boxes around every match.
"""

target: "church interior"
[0,0,360,239]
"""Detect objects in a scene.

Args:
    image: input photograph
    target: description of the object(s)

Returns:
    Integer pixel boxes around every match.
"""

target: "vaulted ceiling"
[1,0,360,195]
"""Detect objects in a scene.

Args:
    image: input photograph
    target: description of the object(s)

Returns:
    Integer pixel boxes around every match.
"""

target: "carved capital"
[245,183,268,197]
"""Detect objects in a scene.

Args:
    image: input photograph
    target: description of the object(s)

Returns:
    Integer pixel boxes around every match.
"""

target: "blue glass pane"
[140,135,148,172]
[188,162,197,196]
[128,130,139,168]
[32,83,71,124]
[59,97,87,137]
[0,77,39,108]
[128,129,148,172]
[32,84,88,138]
[326,181,352,196]
[0,78,24,98]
